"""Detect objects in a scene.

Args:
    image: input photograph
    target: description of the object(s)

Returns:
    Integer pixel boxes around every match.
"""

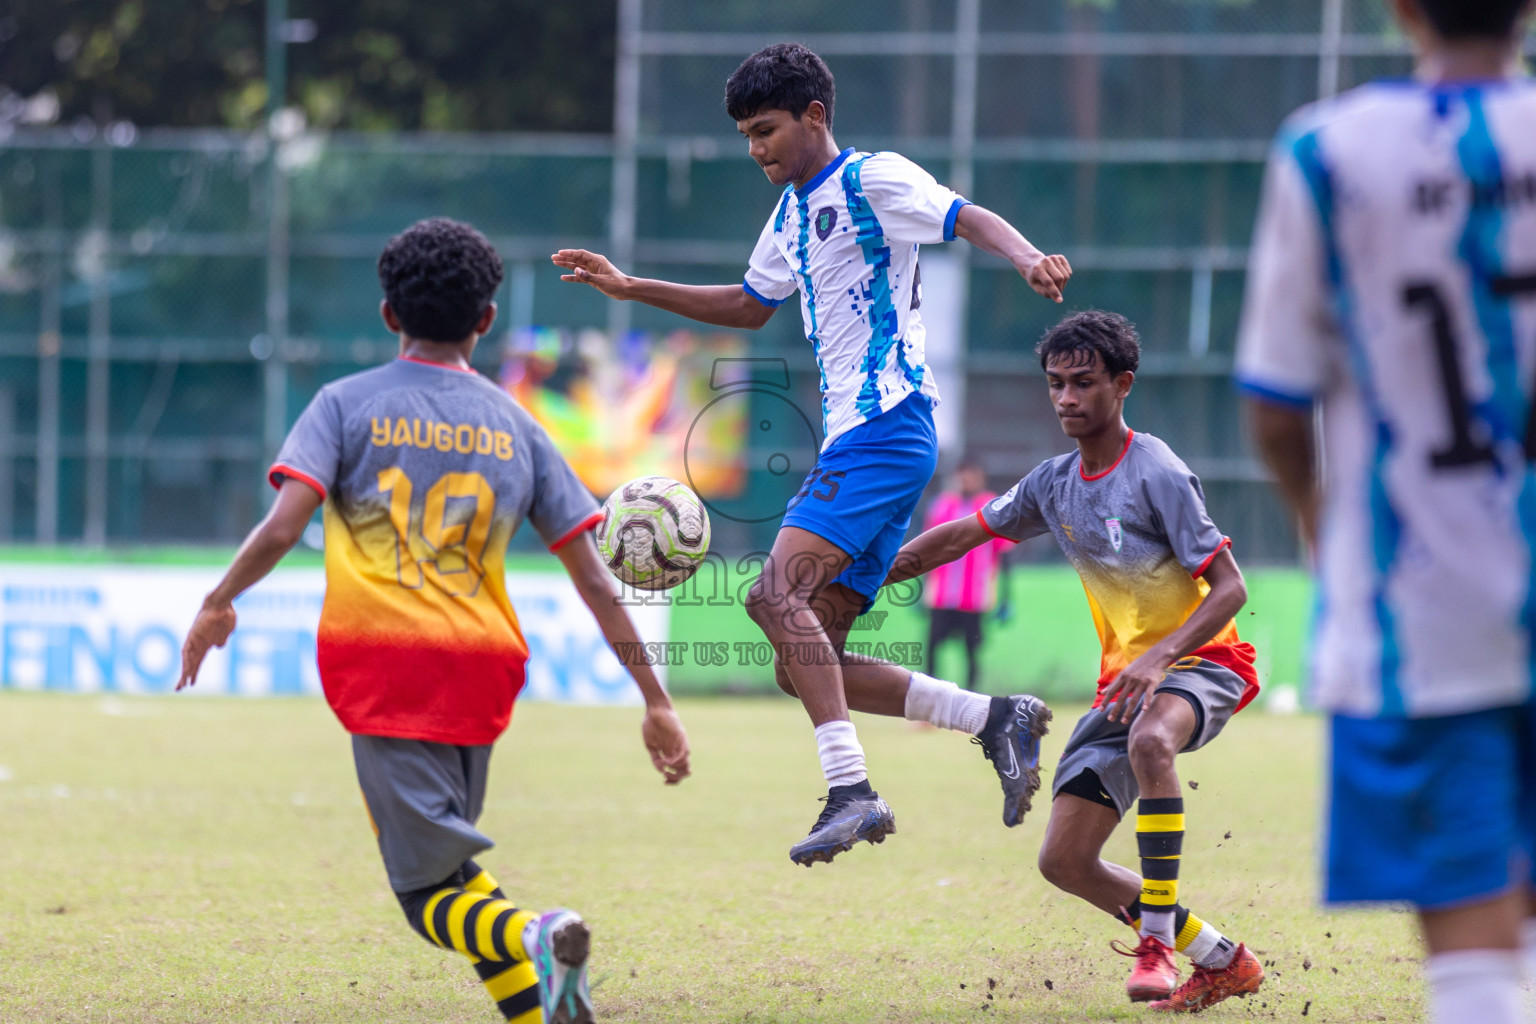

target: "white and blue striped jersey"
[1236,78,1536,719]
[743,148,968,448]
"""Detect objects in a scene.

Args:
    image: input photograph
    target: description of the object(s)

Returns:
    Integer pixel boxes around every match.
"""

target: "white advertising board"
[0,565,665,705]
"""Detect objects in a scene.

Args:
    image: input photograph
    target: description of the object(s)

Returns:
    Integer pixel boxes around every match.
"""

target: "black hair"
[956,454,985,473]
[1413,0,1529,39]
[377,218,503,343]
[1036,310,1141,379]
[724,43,836,128]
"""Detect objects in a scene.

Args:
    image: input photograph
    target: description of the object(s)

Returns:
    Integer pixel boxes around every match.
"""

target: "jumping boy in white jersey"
[1238,2,1536,1022]
[555,43,1072,865]
[887,312,1265,1011]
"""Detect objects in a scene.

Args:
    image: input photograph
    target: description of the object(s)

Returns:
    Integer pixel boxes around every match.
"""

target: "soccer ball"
[596,476,711,590]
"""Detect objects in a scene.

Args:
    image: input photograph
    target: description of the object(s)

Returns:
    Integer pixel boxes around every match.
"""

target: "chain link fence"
[3,0,1518,558]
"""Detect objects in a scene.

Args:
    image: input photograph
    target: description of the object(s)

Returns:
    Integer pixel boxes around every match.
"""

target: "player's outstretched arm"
[555,531,692,785]
[882,514,995,588]
[178,479,321,691]
[1099,549,1248,723]
[1246,402,1318,554]
[953,204,1072,303]
[551,249,777,330]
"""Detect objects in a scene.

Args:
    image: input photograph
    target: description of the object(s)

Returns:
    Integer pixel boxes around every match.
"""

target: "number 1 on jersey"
[378,466,422,588]
[377,466,496,596]
[1407,273,1536,467]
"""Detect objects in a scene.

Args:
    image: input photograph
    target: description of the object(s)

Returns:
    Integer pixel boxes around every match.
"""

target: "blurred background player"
[888,312,1265,1011]
[552,41,1071,866]
[177,218,691,1024]
[922,455,1014,691]
[1237,2,1536,1022]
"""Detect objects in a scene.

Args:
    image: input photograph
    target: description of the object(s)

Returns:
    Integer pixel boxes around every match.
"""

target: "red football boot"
[1150,943,1265,1012]
[1114,935,1180,1003]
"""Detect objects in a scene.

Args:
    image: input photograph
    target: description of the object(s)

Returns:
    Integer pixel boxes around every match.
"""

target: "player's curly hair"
[377,218,504,343]
[1413,0,1529,39]
[725,43,836,128]
[1036,310,1141,379]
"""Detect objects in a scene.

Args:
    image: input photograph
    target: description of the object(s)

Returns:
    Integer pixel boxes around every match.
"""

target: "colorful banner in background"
[500,328,748,499]
[0,566,666,705]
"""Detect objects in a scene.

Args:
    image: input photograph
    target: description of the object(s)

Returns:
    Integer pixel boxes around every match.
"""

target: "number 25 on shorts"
[793,470,846,506]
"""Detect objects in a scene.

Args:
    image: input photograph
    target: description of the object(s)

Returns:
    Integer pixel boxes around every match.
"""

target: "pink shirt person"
[923,491,1012,612]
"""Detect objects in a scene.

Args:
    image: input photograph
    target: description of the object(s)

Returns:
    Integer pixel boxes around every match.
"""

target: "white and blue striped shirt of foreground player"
[1236,75,1536,721]
[1236,47,1536,1024]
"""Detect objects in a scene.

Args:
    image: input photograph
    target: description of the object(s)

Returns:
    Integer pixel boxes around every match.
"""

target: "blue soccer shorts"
[780,391,937,615]
[1325,700,1536,909]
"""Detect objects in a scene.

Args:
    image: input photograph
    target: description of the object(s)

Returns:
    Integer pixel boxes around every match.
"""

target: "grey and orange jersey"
[268,356,600,746]
[980,430,1256,705]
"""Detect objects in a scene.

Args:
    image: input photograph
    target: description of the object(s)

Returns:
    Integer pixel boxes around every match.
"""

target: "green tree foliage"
[1,0,616,132]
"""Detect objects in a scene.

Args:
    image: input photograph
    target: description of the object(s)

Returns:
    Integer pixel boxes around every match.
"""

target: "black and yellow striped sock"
[397,862,541,1023]
[1136,797,1184,946]
[1122,899,1232,961]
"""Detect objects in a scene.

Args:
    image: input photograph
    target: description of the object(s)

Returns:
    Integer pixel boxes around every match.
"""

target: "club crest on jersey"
[815,206,838,241]
[1104,517,1123,552]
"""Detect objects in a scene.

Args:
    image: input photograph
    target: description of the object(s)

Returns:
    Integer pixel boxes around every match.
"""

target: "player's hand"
[551,249,630,300]
[1099,653,1171,724]
[1021,254,1073,303]
[641,704,691,785]
[178,599,237,691]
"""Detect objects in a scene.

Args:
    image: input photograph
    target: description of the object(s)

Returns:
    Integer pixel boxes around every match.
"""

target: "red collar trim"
[399,355,476,374]
[1079,430,1135,481]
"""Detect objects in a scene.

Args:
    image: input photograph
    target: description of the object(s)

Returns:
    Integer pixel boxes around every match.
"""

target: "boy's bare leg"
[770,579,1051,827]
[744,527,852,726]
[746,528,896,865]
[1419,893,1525,1024]
[1037,793,1143,914]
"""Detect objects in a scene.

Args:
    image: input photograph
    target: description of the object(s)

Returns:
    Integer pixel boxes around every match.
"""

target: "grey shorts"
[1050,658,1246,818]
[353,734,495,893]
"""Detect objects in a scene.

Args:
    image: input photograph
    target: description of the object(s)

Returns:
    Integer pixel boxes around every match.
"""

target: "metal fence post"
[1188,258,1214,357]
[84,139,113,545]
[946,0,980,464]
[261,0,292,496]
[510,261,536,333]
[263,147,290,482]
[1318,0,1346,98]
[35,154,63,545]
[608,0,643,337]
[0,386,12,541]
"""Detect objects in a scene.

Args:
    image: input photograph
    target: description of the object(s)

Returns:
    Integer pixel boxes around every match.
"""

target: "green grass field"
[0,693,1423,1023]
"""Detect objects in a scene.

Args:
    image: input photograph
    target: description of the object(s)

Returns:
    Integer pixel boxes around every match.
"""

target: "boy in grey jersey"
[179,219,691,1024]
[886,312,1265,1011]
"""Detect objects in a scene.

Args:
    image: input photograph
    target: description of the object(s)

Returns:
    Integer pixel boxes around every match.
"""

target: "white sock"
[1521,918,1536,987]
[1140,910,1177,948]
[814,720,867,788]
[1425,950,1522,1024]
[903,671,991,734]
[1183,921,1237,969]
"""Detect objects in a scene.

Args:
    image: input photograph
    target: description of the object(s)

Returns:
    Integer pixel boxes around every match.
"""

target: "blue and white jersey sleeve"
[1235,127,1339,409]
[743,207,798,309]
[858,153,970,244]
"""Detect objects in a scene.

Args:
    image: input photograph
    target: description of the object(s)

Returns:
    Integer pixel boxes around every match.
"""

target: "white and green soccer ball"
[596,475,711,591]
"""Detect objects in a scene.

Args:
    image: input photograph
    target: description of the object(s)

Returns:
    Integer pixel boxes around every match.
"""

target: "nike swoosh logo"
[999,737,1020,780]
